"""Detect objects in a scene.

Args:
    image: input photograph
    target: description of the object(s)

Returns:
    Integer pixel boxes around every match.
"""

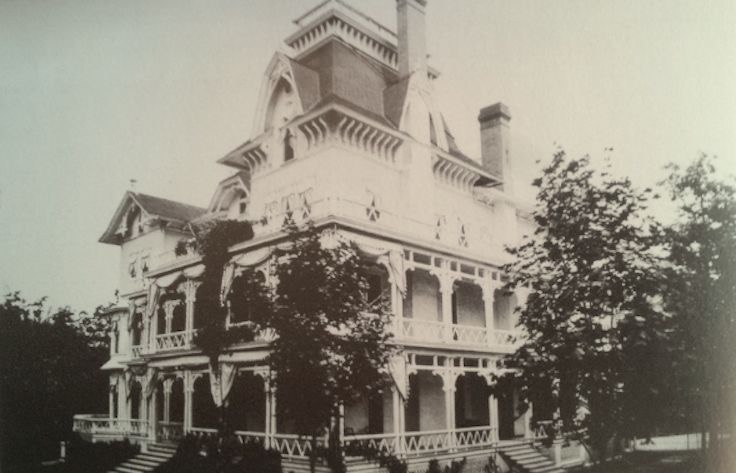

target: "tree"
[176,219,264,429]
[251,225,394,473]
[500,150,667,461]
[0,292,111,470]
[662,155,736,472]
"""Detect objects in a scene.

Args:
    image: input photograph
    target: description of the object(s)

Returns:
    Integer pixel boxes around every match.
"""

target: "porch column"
[437,267,457,343]
[264,383,272,449]
[183,371,194,432]
[439,277,454,326]
[184,281,199,347]
[141,379,148,421]
[488,394,499,442]
[109,386,116,419]
[391,278,403,319]
[163,379,173,423]
[524,402,534,439]
[149,388,158,440]
[109,324,117,357]
[118,378,127,419]
[436,359,458,450]
[255,368,272,449]
[142,316,150,351]
[270,387,278,446]
[338,403,345,444]
[481,278,499,342]
[391,386,404,455]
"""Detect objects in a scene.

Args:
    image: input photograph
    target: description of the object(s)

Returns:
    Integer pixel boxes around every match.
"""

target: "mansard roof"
[99,191,206,245]
[292,39,492,179]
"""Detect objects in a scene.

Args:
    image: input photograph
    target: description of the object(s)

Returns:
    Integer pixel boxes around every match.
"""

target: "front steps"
[499,443,564,473]
[110,443,177,473]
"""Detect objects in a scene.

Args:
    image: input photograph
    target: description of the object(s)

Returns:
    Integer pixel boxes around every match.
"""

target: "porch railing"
[234,430,267,445]
[271,433,328,457]
[395,318,519,351]
[156,421,184,441]
[73,415,149,439]
[131,344,144,358]
[344,426,496,457]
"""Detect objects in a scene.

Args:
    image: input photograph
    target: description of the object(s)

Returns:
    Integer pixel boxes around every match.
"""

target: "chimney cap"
[478,102,511,122]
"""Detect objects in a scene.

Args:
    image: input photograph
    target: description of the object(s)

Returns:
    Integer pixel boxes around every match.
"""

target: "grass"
[570,451,701,473]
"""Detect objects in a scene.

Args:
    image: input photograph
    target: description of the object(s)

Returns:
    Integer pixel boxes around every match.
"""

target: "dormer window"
[284,129,295,162]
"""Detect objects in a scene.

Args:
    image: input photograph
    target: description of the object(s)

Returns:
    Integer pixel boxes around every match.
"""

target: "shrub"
[154,434,282,473]
[426,458,466,473]
[63,434,139,473]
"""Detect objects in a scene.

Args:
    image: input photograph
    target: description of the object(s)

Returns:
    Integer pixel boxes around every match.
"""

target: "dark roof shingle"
[133,193,206,223]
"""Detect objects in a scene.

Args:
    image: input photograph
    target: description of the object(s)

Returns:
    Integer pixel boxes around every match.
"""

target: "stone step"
[115,466,146,473]
[127,457,160,468]
[119,461,154,472]
[518,458,554,468]
[528,465,563,473]
[149,445,177,455]
[508,451,543,460]
[502,444,533,452]
[529,462,563,473]
[140,450,172,461]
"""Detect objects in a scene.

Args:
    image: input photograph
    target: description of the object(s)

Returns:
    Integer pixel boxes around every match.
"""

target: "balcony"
[73,414,149,442]
[125,321,516,358]
[127,327,277,358]
[395,318,520,353]
[154,331,192,352]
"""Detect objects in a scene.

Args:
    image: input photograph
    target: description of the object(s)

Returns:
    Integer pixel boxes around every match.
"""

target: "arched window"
[172,304,186,332]
[284,129,295,162]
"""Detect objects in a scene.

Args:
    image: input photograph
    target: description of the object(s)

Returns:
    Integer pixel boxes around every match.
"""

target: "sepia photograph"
[1,1,734,472]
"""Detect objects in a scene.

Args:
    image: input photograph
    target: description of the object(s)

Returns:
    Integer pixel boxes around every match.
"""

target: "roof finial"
[129,179,138,191]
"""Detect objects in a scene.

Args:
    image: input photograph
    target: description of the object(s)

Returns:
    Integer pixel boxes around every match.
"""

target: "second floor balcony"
[116,245,526,359]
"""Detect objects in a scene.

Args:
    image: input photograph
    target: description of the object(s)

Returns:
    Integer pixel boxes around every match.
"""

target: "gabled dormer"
[100,192,206,295]
[100,192,205,245]
[207,172,251,220]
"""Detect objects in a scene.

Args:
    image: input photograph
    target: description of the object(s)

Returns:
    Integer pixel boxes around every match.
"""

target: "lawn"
[571,451,701,473]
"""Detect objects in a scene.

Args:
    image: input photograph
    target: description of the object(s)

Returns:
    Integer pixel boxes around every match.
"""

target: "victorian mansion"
[73,1,586,472]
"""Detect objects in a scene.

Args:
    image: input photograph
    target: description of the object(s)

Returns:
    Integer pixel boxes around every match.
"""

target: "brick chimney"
[478,102,511,190]
[396,0,428,79]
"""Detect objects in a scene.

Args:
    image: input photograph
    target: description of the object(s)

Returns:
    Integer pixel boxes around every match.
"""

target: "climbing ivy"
[176,219,266,376]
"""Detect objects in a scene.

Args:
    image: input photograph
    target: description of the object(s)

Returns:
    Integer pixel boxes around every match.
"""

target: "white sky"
[1,0,734,312]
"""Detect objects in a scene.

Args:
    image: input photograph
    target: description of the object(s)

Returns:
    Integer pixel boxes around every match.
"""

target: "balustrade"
[271,433,328,457]
[343,426,496,457]
[395,318,520,352]
[155,331,191,352]
[72,414,149,439]
[156,421,184,441]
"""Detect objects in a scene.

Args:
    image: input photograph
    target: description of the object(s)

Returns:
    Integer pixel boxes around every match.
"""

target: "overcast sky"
[1,0,734,313]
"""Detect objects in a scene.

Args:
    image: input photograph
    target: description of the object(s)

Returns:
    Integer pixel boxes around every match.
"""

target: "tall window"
[284,129,295,162]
